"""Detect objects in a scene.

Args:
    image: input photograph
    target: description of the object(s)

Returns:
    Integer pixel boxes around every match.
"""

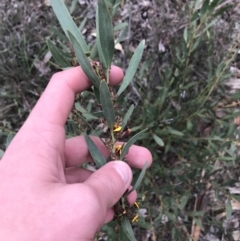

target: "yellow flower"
[113,124,122,132]
[115,145,123,155]
[131,214,139,223]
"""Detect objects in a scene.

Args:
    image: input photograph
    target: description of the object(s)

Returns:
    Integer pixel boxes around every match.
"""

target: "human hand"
[0,66,152,241]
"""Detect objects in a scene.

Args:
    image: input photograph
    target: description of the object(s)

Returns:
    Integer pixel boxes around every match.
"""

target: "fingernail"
[113,161,131,185]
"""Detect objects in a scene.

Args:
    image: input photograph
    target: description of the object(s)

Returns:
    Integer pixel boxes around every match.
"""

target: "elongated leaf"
[0,149,5,158]
[79,17,87,32]
[196,19,217,38]
[133,161,148,191]
[200,0,210,21]
[183,27,188,43]
[166,126,184,136]
[122,104,134,131]
[209,0,222,12]
[117,40,145,97]
[50,0,89,53]
[96,0,114,69]
[69,0,78,14]
[100,81,115,129]
[6,132,15,148]
[93,86,101,103]
[135,216,152,229]
[213,4,233,17]
[194,218,204,230]
[216,61,226,77]
[119,225,129,241]
[90,43,98,59]
[114,22,128,31]
[153,134,164,147]
[91,111,104,118]
[115,25,128,44]
[68,31,100,88]
[85,135,106,168]
[179,193,190,210]
[75,103,98,121]
[121,217,137,241]
[226,199,232,219]
[47,39,70,68]
[112,0,121,16]
[120,128,148,159]
[73,111,93,130]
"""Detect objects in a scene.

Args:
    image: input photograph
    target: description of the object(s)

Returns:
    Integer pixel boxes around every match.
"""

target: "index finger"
[27,66,123,127]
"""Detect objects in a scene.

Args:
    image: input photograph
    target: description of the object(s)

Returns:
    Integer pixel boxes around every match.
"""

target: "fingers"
[26,66,123,127]
[84,161,132,209]
[124,144,152,169]
[64,135,152,168]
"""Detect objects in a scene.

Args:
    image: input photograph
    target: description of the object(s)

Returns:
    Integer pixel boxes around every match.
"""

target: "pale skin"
[0,66,152,241]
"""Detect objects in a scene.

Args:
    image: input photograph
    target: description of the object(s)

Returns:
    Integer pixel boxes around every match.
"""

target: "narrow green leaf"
[75,103,98,121]
[121,217,137,241]
[190,211,205,217]
[216,61,226,77]
[196,19,217,38]
[50,0,89,52]
[69,0,78,14]
[171,227,177,240]
[47,39,70,68]
[230,194,240,202]
[48,60,63,70]
[194,218,204,230]
[112,0,121,16]
[153,134,164,147]
[226,199,232,219]
[191,10,200,22]
[72,111,93,130]
[114,22,128,31]
[100,81,115,129]
[115,25,128,44]
[133,161,148,191]
[164,210,176,222]
[230,91,240,100]
[93,86,101,103]
[194,0,202,12]
[50,26,68,42]
[183,27,188,43]
[79,17,87,32]
[90,43,98,59]
[122,104,134,131]
[179,193,190,210]
[120,128,148,159]
[67,30,100,88]
[213,5,233,17]
[119,224,129,240]
[85,135,106,168]
[0,149,4,159]
[91,111,104,118]
[96,0,114,69]
[191,36,202,52]
[6,132,15,148]
[117,40,145,97]
[200,0,210,21]
[135,216,152,229]
[187,120,193,130]
[166,127,184,136]
[209,0,222,12]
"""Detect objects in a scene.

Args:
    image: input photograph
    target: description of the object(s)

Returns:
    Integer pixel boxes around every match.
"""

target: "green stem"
[106,68,110,84]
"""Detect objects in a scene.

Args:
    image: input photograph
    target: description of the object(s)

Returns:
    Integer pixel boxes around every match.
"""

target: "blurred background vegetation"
[1,0,240,240]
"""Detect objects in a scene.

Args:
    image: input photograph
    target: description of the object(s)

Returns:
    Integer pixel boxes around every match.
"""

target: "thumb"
[84,161,132,209]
